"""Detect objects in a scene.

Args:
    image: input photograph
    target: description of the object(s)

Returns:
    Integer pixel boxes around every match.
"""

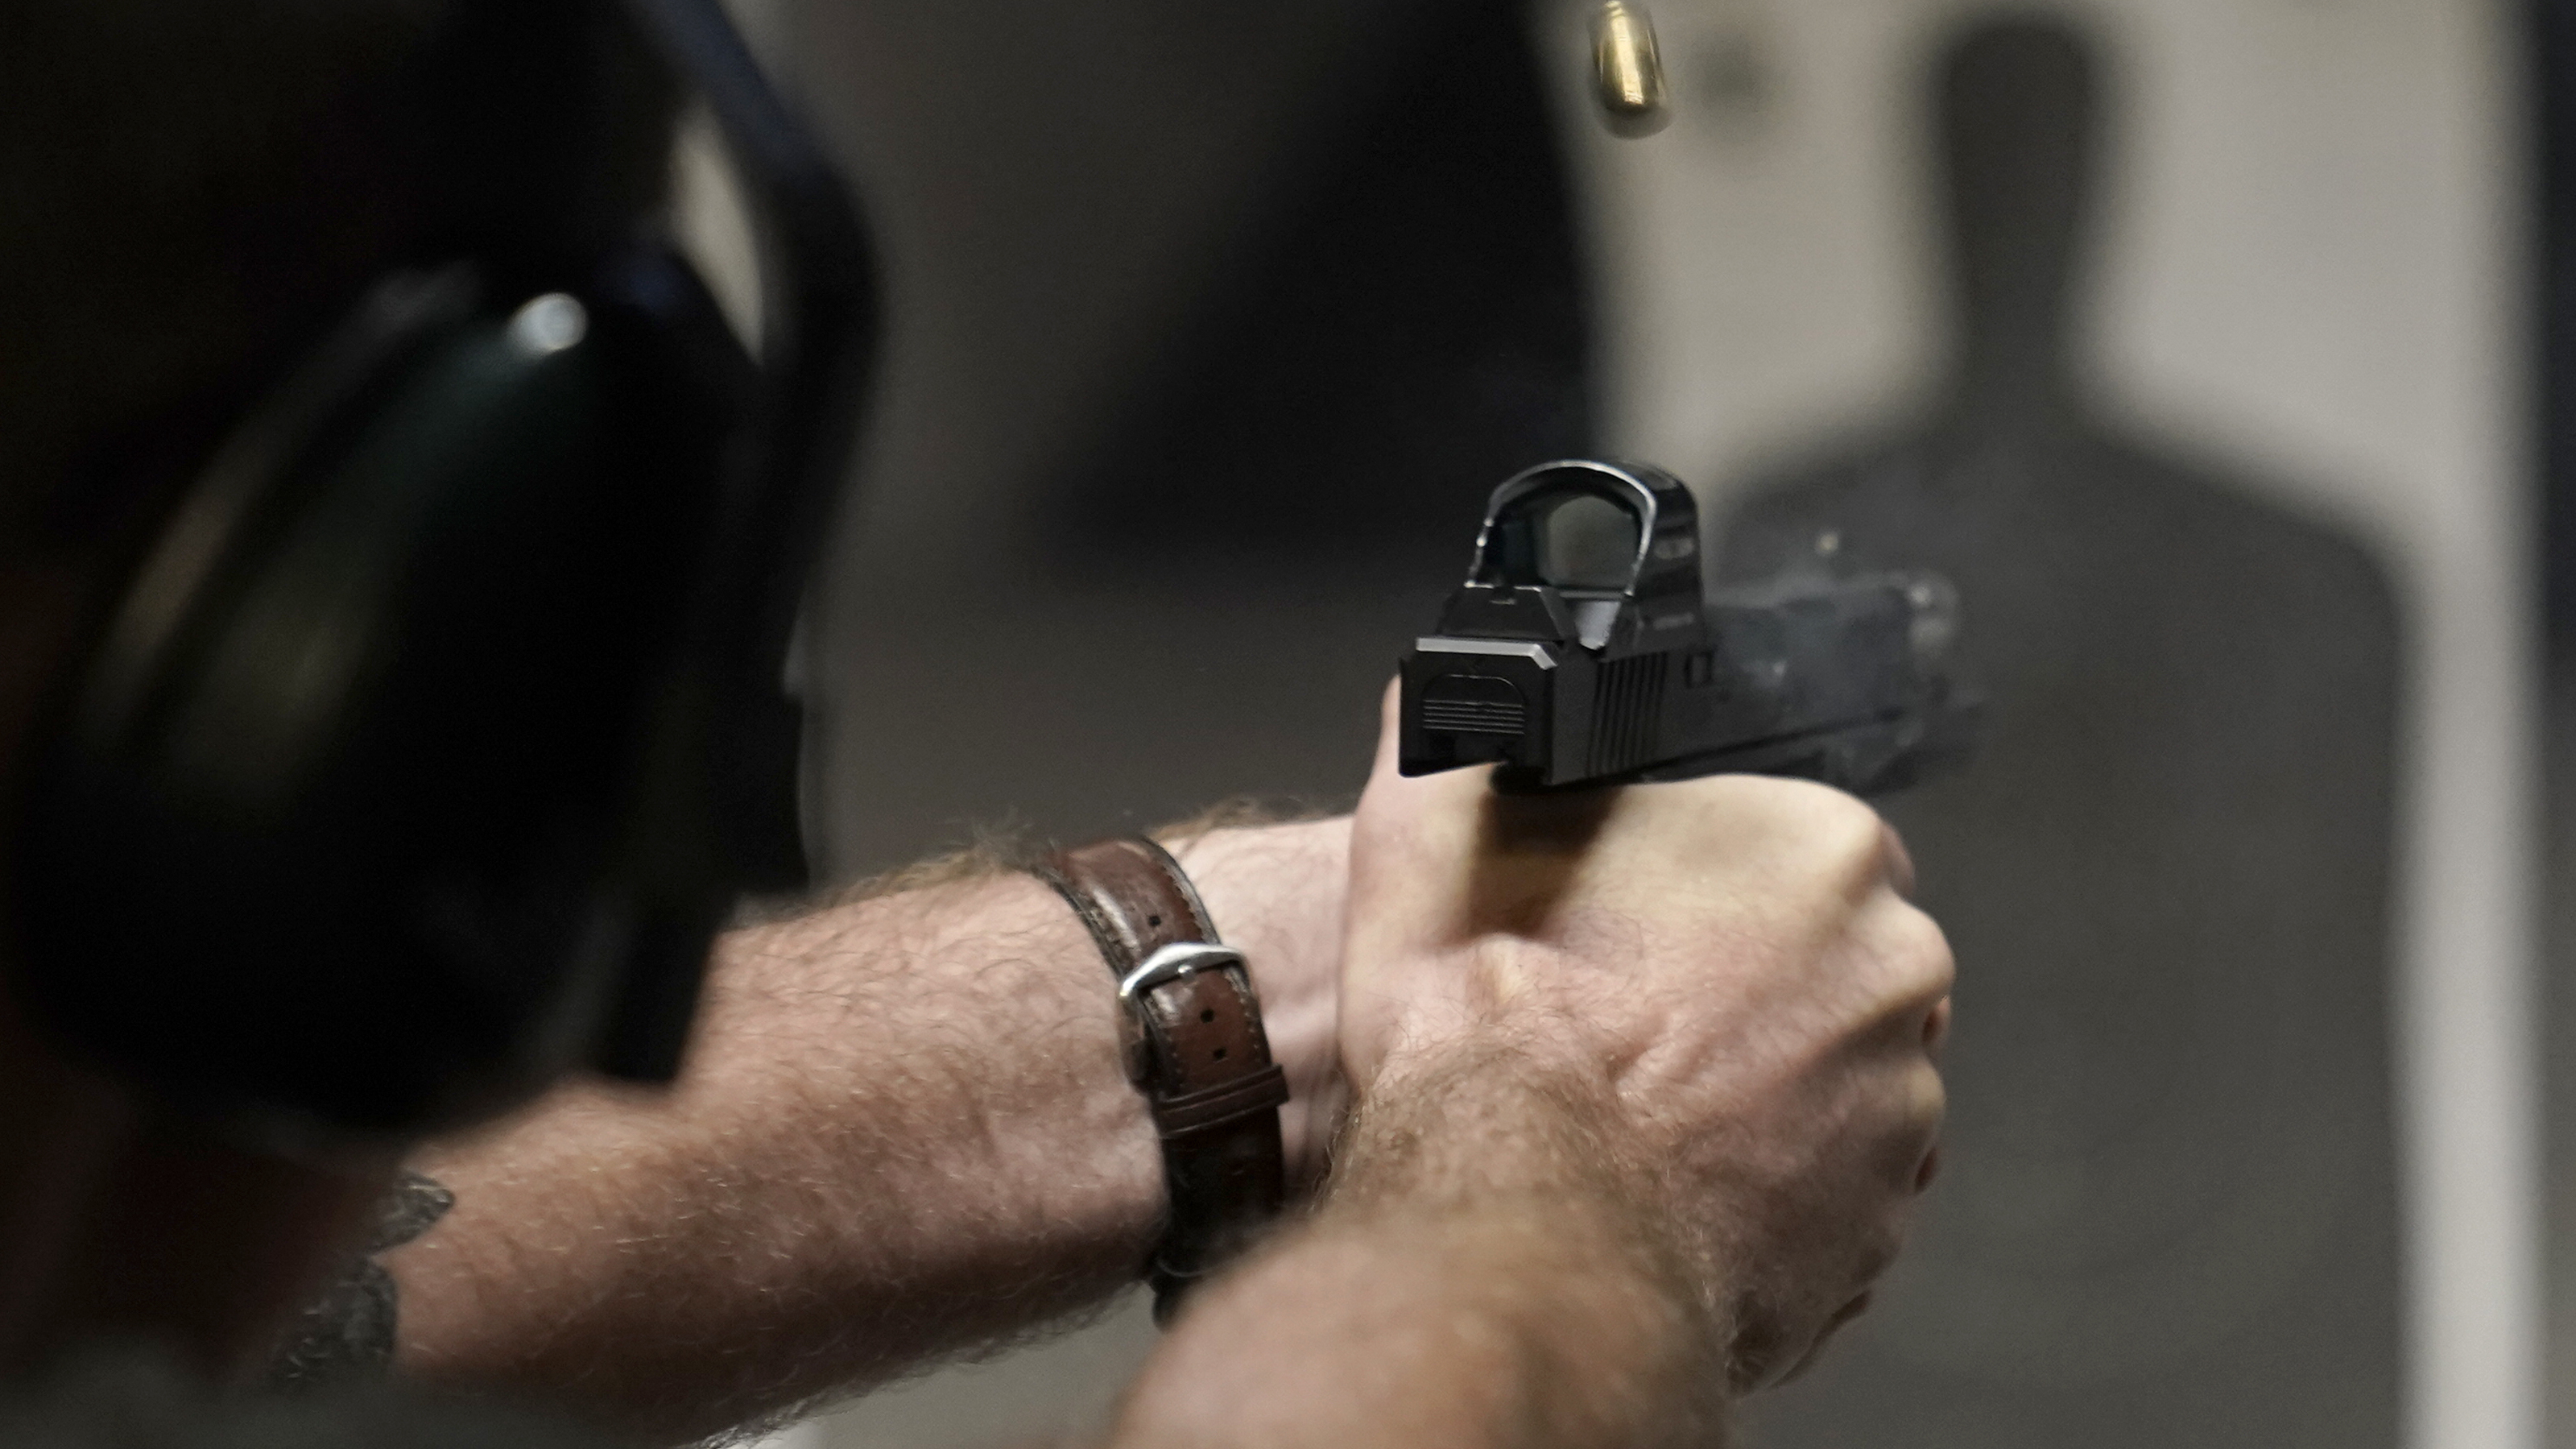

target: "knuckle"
[1885,904,1955,1002]
[1850,900,1952,1021]
[1868,1059,1947,1186]
[1678,776,1895,897]
[1734,784,1894,906]
[1814,793,1894,878]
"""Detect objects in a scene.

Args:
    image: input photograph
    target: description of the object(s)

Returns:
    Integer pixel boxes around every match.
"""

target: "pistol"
[1399,460,1977,796]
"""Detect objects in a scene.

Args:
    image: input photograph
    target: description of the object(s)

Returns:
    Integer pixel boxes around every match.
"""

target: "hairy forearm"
[382,817,1347,1441]
[387,871,1160,1434]
[1114,1048,1730,1449]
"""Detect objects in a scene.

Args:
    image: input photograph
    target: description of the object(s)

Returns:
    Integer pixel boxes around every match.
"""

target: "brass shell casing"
[1593,2,1671,138]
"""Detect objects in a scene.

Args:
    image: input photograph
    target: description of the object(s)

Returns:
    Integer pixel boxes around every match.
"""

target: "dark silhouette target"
[1720,17,2403,1447]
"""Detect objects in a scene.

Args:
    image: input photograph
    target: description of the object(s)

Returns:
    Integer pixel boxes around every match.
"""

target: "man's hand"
[1115,687,1952,1447]
[1342,683,1952,1385]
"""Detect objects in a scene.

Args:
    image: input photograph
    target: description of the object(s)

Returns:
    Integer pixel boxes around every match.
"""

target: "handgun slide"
[1399,460,1979,797]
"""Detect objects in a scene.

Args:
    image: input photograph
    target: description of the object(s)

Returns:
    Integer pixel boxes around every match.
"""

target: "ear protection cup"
[7,0,870,1139]
[15,247,760,1133]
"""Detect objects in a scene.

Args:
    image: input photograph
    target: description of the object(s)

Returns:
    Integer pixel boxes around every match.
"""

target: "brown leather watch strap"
[1036,837,1288,1321]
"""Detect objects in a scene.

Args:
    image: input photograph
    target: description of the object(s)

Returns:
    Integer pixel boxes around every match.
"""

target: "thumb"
[1350,676,1491,941]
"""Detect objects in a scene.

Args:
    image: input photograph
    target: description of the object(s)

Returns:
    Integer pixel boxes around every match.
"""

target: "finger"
[1871,1055,1947,1190]
[1915,1142,1942,1193]
[1905,1055,1947,1145]
[1358,677,1490,826]
[1846,895,1954,1034]
[1923,996,1953,1058]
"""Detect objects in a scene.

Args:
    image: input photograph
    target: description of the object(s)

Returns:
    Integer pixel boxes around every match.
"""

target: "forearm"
[382,817,1347,1441]
[1114,1049,1730,1449]
[387,870,1158,1434]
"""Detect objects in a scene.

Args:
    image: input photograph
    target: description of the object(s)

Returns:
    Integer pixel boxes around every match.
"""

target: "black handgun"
[1399,460,1977,796]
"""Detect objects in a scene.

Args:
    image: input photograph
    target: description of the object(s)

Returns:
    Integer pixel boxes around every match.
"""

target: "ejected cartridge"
[1593,2,1671,138]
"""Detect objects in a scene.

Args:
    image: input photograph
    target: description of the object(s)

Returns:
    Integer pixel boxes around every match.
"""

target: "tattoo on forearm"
[267,1171,455,1392]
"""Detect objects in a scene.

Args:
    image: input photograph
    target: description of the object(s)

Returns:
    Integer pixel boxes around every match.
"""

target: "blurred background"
[695,0,2533,1444]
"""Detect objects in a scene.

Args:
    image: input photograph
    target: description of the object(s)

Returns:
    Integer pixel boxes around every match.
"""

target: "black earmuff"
[10,0,870,1136]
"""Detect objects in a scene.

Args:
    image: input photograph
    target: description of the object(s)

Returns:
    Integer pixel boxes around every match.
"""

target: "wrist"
[1160,818,1350,1192]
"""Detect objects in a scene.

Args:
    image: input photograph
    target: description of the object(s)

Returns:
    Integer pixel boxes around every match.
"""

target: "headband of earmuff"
[10,0,873,1137]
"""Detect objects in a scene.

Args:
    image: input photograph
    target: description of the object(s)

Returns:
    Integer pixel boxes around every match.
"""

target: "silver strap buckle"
[1117,943,1244,1084]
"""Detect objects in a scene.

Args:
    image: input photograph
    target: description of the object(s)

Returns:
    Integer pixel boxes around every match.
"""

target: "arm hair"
[387,870,1166,1441]
[1112,1041,1733,1449]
